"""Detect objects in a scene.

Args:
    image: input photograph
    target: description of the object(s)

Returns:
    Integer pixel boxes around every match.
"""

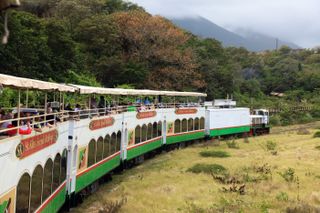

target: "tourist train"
[0,73,270,213]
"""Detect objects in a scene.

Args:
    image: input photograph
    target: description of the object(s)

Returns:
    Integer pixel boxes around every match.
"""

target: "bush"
[313,131,320,138]
[278,168,295,182]
[315,146,320,150]
[187,163,227,175]
[199,150,230,158]
[266,140,277,151]
[270,115,281,126]
[226,140,240,149]
[276,192,289,201]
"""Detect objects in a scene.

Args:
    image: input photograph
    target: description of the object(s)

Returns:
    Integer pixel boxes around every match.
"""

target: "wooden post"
[17,89,21,130]
[25,89,29,108]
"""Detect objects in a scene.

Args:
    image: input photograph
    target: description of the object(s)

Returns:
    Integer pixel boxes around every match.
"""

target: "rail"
[0,103,203,139]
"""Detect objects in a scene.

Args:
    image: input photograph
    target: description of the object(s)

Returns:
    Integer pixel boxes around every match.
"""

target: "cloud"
[129,0,320,48]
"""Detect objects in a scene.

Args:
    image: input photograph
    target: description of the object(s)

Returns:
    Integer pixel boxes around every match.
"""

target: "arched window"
[60,149,67,183]
[188,118,194,131]
[174,119,181,133]
[194,118,200,130]
[16,173,31,213]
[116,131,121,152]
[111,133,117,154]
[135,126,141,144]
[182,119,188,132]
[158,121,162,136]
[88,139,96,167]
[104,135,111,157]
[30,165,44,212]
[147,123,152,140]
[141,124,147,142]
[42,159,53,202]
[152,122,158,138]
[96,137,104,162]
[200,117,205,129]
[52,154,61,192]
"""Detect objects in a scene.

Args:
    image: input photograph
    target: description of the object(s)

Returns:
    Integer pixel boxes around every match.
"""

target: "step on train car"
[0,74,269,213]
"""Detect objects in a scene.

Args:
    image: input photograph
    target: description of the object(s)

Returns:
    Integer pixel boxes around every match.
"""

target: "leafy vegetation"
[187,163,227,175]
[199,150,230,158]
[1,0,320,125]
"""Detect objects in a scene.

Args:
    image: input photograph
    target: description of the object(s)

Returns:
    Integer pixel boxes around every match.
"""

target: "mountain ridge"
[171,16,300,52]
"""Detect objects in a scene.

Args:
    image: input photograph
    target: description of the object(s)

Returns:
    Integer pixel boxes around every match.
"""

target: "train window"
[135,126,141,144]
[42,159,53,202]
[200,117,205,129]
[104,135,111,157]
[194,118,200,130]
[111,133,117,154]
[88,139,96,167]
[174,119,181,133]
[96,137,104,162]
[142,124,147,142]
[188,118,194,131]
[52,153,61,192]
[182,119,188,132]
[147,123,152,140]
[60,149,68,184]
[16,173,31,213]
[30,165,44,212]
[158,121,162,136]
[116,131,121,152]
[152,122,158,138]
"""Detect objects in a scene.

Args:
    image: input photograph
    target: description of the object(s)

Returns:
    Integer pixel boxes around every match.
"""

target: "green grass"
[70,122,320,213]
[186,163,227,175]
[199,150,230,158]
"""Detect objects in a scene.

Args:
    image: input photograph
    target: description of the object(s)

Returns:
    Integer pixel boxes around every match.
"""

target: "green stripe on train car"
[75,155,121,193]
[210,126,250,137]
[166,131,205,145]
[126,139,162,160]
[40,187,66,213]
[0,200,8,213]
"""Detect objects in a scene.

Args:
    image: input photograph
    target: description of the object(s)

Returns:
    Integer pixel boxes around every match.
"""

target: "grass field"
[71,123,320,213]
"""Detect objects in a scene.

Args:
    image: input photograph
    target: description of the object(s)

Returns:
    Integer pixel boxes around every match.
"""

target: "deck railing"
[0,103,203,139]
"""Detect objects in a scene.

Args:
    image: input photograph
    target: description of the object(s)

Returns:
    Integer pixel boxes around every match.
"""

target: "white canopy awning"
[70,84,207,97]
[0,73,76,92]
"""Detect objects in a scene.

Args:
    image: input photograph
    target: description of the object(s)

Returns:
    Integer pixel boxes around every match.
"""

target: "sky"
[129,0,320,48]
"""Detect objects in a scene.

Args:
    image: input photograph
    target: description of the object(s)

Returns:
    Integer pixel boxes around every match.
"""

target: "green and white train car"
[0,74,269,213]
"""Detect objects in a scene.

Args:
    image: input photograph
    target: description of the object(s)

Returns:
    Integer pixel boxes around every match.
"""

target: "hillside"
[171,16,300,51]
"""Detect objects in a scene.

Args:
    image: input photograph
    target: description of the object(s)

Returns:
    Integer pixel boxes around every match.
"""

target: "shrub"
[315,146,320,150]
[187,163,227,175]
[226,140,240,149]
[266,140,277,151]
[270,115,281,126]
[200,150,230,158]
[278,168,295,182]
[276,192,289,201]
[313,131,320,138]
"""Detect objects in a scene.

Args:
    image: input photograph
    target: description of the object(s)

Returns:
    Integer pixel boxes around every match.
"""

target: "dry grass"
[70,123,320,213]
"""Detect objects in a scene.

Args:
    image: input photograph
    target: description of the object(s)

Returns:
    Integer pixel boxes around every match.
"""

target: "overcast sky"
[130,0,320,48]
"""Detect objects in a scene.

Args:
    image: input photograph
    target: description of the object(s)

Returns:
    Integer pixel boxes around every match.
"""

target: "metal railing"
[0,103,203,139]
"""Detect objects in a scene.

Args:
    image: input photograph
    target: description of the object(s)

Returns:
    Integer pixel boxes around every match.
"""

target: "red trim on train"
[127,136,162,150]
[76,152,121,178]
[35,181,66,213]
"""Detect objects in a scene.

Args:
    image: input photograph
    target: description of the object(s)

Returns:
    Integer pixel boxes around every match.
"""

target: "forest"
[1,0,320,125]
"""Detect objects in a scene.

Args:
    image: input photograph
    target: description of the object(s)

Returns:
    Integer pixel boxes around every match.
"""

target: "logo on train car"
[128,130,134,146]
[89,117,115,130]
[15,130,58,159]
[78,147,87,171]
[136,111,157,119]
[175,108,198,114]
[0,188,15,213]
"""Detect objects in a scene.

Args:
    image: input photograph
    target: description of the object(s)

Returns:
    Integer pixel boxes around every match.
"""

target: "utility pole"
[275,38,279,50]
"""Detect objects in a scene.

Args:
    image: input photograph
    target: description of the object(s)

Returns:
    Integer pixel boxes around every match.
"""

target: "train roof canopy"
[71,84,207,97]
[0,73,76,92]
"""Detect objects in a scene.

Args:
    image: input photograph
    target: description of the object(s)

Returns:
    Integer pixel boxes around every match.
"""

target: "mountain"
[171,16,300,52]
